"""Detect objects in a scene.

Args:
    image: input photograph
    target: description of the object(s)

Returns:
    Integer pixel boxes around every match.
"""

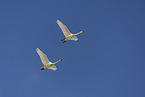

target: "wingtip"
[36,48,39,51]
[57,20,60,23]
[53,68,57,71]
[36,48,42,52]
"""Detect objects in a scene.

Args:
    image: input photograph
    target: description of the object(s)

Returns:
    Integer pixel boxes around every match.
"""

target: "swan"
[57,20,83,43]
[36,48,62,71]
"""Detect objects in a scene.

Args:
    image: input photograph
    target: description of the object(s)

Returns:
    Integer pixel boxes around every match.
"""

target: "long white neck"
[54,59,62,64]
[74,31,83,35]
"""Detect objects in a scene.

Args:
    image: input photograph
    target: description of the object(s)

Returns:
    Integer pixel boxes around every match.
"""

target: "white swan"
[57,20,83,43]
[36,48,62,71]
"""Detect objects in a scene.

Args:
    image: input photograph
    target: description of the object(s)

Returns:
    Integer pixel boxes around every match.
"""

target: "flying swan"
[36,48,62,71]
[57,20,83,43]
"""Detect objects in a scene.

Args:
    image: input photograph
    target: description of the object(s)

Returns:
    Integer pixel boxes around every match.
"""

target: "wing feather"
[71,36,78,41]
[57,20,71,37]
[48,66,57,71]
[36,48,50,65]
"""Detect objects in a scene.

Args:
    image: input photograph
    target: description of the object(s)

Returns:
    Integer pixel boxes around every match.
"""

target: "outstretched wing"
[48,66,57,71]
[36,48,50,65]
[71,36,78,41]
[57,20,72,37]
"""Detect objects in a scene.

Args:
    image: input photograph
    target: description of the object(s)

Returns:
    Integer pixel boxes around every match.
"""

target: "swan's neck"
[54,59,62,64]
[75,31,83,35]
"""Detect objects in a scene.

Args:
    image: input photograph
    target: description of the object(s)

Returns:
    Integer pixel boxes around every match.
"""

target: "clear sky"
[0,0,145,97]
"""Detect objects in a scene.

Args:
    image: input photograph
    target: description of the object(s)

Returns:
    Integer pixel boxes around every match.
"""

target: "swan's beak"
[59,59,62,62]
[41,68,45,70]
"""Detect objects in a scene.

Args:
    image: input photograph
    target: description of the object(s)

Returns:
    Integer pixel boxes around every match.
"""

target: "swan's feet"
[61,38,66,43]
[41,68,45,70]
[63,41,66,43]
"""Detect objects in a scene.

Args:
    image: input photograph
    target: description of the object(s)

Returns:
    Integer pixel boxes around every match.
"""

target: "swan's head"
[58,59,62,62]
[75,31,84,35]
[80,31,84,33]
[41,67,45,70]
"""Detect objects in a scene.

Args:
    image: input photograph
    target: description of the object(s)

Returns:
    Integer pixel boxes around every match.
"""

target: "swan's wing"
[71,36,78,41]
[36,48,50,65]
[57,20,71,37]
[48,66,57,71]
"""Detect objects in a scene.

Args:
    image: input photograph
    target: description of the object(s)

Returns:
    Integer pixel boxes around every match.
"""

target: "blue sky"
[0,0,145,97]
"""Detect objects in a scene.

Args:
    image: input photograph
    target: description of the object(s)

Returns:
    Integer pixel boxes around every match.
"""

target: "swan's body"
[36,48,61,71]
[57,20,83,43]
